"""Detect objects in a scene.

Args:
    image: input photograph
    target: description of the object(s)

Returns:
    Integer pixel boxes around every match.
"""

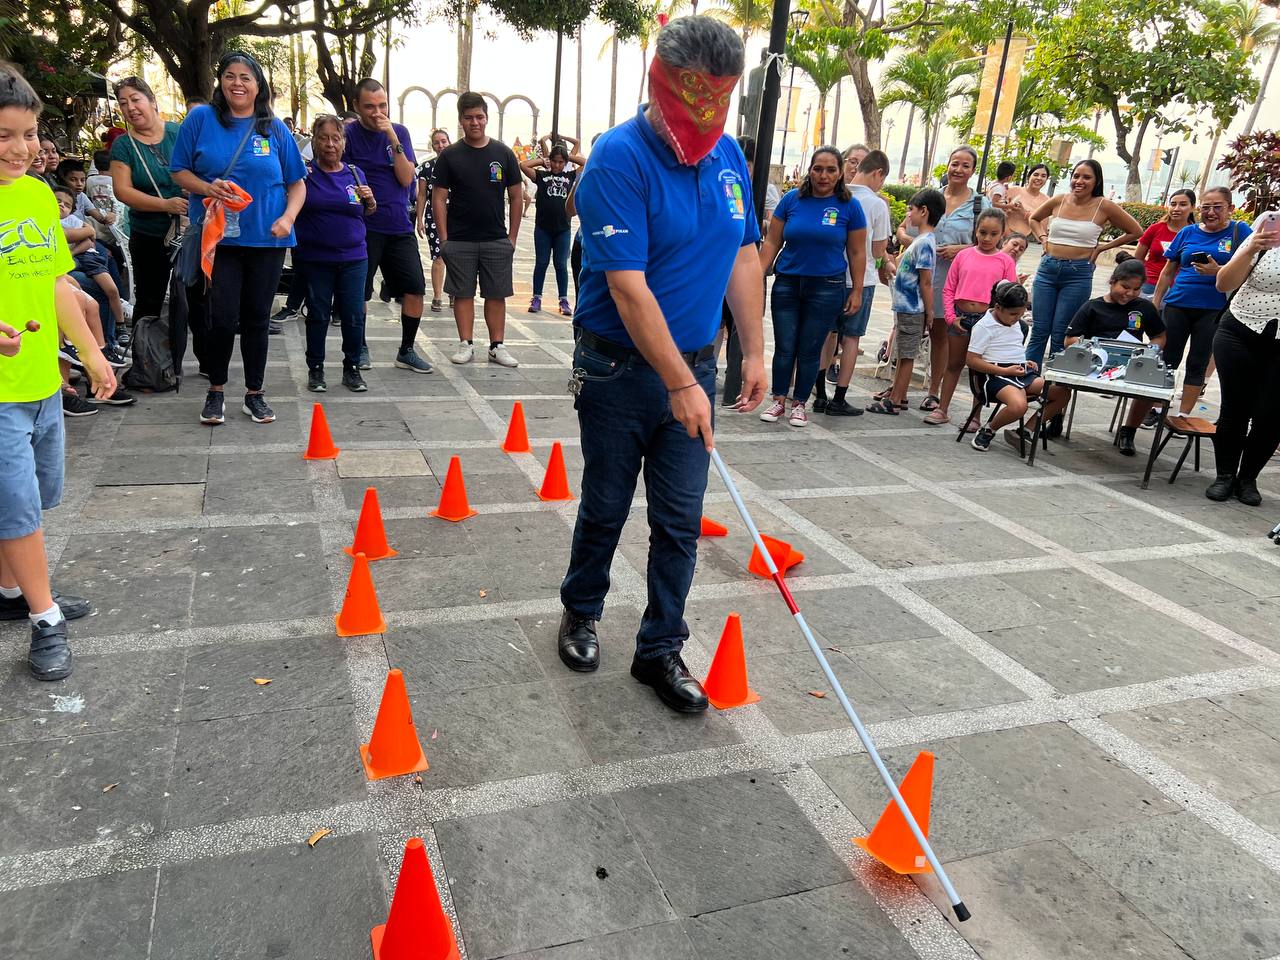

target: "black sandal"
[865,399,899,415]
[920,394,941,411]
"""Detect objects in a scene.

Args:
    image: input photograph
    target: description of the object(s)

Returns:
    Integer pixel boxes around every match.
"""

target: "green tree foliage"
[879,40,979,184]
[787,27,850,143]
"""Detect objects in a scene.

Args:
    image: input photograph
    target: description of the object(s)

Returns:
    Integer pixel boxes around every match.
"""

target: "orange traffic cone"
[700,516,729,537]
[303,402,339,460]
[430,456,477,521]
[359,669,430,781]
[502,400,532,453]
[748,534,805,578]
[702,613,759,709]
[372,837,460,960]
[345,488,397,561]
[537,442,573,501]
[852,751,935,874]
[335,552,387,637]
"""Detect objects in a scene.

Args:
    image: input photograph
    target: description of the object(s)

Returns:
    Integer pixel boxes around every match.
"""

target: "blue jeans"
[560,341,716,658]
[770,273,846,401]
[298,259,367,371]
[1026,256,1095,367]
[71,271,115,348]
[533,227,571,298]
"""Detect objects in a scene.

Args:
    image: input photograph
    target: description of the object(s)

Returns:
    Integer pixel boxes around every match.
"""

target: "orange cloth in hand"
[201,183,253,280]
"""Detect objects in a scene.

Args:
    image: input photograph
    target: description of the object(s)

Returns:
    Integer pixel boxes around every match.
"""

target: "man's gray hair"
[655,16,745,77]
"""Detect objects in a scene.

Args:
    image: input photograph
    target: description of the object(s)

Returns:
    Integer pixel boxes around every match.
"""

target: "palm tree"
[599,0,683,114]
[880,42,979,184]
[1202,0,1280,188]
[788,35,850,144]
[706,0,771,122]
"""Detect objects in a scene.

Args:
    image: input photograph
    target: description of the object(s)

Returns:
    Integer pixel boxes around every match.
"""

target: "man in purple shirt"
[343,78,432,374]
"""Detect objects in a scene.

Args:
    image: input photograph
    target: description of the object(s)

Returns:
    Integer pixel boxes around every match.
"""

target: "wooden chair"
[955,370,1045,457]
[1149,414,1216,484]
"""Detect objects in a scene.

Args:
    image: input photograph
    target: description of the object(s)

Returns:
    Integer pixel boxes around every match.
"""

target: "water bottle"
[224,209,240,239]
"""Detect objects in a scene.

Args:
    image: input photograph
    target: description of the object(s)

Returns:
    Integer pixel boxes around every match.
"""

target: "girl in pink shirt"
[926,208,1018,426]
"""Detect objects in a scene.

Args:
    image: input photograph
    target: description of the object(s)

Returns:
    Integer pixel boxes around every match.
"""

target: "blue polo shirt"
[772,188,866,278]
[574,106,761,351]
[1163,221,1253,310]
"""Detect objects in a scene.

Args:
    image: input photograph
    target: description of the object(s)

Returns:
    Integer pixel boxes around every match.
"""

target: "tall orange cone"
[359,669,430,780]
[537,442,573,501]
[748,534,805,578]
[702,612,760,709]
[852,751,935,874]
[700,516,729,537]
[345,487,397,560]
[430,456,478,521]
[335,552,387,637]
[502,400,532,453]
[303,402,339,460]
[372,837,460,960]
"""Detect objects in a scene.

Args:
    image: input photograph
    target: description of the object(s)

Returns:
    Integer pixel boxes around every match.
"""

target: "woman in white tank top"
[1025,160,1142,373]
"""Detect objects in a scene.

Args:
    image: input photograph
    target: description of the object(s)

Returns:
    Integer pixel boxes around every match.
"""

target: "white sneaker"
[759,399,785,423]
[121,299,134,321]
[488,343,519,368]
[788,402,808,428]
[450,341,474,365]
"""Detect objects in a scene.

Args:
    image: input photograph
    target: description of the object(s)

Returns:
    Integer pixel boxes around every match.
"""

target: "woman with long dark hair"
[170,51,306,426]
[415,127,451,312]
[758,146,867,428]
[1135,189,1195,296]
[520,140,585,316]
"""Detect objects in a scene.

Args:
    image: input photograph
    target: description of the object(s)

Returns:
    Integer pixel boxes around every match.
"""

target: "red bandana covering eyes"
[647,55,738,166]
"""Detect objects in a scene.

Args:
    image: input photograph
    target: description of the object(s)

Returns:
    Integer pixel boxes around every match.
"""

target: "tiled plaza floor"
[3,237,1280,959]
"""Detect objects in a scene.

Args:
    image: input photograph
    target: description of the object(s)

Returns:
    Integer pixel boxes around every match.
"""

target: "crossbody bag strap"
[219,122,257,182]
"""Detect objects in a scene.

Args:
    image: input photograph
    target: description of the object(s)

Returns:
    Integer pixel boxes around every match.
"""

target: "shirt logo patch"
[719,169,746,220]
[593,225,630,238]
[1127,311,1142,330]
[251,136,271,157]
[822,207,839,226]
[489,162,504,183]
[1218,238,1232,253]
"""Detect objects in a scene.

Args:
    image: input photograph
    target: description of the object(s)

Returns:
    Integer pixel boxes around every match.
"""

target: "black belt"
[576,328,715,367]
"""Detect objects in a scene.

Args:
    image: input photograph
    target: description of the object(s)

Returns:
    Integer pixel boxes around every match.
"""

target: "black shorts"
[984,371,1039,404]
[442,238,515,300]
[364,231,426,301]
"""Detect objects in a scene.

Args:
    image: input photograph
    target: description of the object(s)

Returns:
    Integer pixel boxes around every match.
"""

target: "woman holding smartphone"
[1152,187,1253,419]
[1207,211,1280,506]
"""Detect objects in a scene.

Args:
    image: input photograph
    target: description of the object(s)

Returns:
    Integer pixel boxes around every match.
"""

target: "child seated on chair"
[1017,258,1165,456]
[968,281,1043,451]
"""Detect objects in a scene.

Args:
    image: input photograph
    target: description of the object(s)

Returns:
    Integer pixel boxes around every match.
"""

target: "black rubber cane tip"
[953,901,971,923]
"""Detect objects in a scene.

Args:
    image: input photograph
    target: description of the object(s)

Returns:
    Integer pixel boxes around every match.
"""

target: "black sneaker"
[29,618,72,681]
[825,398,864,417]
[87,386,137,406]
[356,348,373,370]
[242,393,275,423]
[1043,412,1064,439]
[61,390,97,417]
[395,348,434,374]
[102,345,128,369]
[200,390,225,425]
[270,306,298,323]
[307,368,327,393]
[1141,408,1160,430]
[972,426,995,451]
[117,329,131,349]
[812,396,828,413]
[1117,425,1137,456]
[58,343,85,370]
[268,320,284,335]
[1235,477,1263,507]
[0,589,91,621]
[342,368,368,392]
[1205,473,1235,501]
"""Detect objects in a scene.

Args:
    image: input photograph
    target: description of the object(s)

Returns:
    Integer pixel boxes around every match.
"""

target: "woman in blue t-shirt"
[1153,187,1252,419]
[170,50,306,427]
[758,146,867,427]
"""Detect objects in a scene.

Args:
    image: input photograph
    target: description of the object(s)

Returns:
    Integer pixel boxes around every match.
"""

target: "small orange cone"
[748,534,805,578]
[537,442,573,501]
[303,402,339,460]
[502,400,532,453]
[700,516,729,537]
[335,552,387,637]
[344,488,397,561]
[372,837,460,960]
[852,751,935,874]
[430,456,478,521]
[359,669,430,781]
[702,613,760,709]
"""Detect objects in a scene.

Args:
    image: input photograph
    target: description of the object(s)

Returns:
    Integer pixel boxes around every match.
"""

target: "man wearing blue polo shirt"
[556,16,766,714]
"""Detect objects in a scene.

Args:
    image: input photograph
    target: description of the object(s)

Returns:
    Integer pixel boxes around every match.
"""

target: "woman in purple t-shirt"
[295,115,376,392]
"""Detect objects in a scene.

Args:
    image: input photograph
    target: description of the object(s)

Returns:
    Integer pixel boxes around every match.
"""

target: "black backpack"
[123,314,179,393]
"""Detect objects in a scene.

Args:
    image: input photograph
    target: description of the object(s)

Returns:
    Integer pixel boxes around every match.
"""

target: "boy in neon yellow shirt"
[0,62,116,680]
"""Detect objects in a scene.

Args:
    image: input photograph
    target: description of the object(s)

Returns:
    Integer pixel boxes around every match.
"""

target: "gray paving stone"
[205,478,314,515]
[907,575,1065,633]
[207,401,303,449]
[1064,812,1280,960]
[336,448,431,478]
[853,636,1027,716]
[801,585,945,646]
[1018,511,1209,552]
[341,475,439,511]
[207,451,310,485]
[311,400,412,443]
[613,771,850,915]
[1103,556,1257,607]
[180,636,351,721]
[503,922,697,960]
[150,833,385,960]
[520,606,644,678]
[97,453,208,486]
[686,594,813,659]
[0,867,156,960]
[80,483,208,520]
[748,650,906,735]
[1178,552,1280,599]
[371,554,498,611]
[1234,791,1280,833]
[402,400,494,441]
[1190,597,1280,652]
[1211,686,1280,739]
[165,706,365,829]
[684,881,918,960]
[112,422,211,450]
[437,794,672,959]
[189,525,332,627]
[387,618,544,696]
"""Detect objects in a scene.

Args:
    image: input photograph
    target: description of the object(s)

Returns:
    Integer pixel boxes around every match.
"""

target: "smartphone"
[1256,211,1280,235]
[1190,252,1212,265]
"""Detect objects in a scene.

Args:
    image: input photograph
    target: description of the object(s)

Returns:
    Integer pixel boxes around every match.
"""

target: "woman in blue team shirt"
[758,146,867,427]
[171,50,306,427]
[1152,186,1252,419]
[296,115,376,394]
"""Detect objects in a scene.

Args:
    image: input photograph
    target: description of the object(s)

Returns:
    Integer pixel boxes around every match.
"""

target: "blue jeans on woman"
[1026,255,1095,368]
[769,273,846,402]
[533,227,571,299]
[298,259,367,371]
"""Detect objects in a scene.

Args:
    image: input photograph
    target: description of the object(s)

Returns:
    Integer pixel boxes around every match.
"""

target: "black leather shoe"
[824,398,864,417]
[29,618,72,680]
[1117,426,1136,456]
[557,609,599,672]
[631,651,709,713]
[1206,473,1236,502]
[1235,477,1263,507]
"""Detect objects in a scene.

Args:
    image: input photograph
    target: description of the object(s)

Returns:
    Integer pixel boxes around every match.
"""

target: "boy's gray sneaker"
[29,618,72,681]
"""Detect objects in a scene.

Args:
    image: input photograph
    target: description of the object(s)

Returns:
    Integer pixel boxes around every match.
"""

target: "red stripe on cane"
[772,573,800,614]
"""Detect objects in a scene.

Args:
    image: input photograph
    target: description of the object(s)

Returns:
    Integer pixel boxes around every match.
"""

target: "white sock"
[30,603,63,626]
[0,585,22,599]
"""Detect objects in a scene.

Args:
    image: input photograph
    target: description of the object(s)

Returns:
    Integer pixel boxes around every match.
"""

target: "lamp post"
[776,9,809,170]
